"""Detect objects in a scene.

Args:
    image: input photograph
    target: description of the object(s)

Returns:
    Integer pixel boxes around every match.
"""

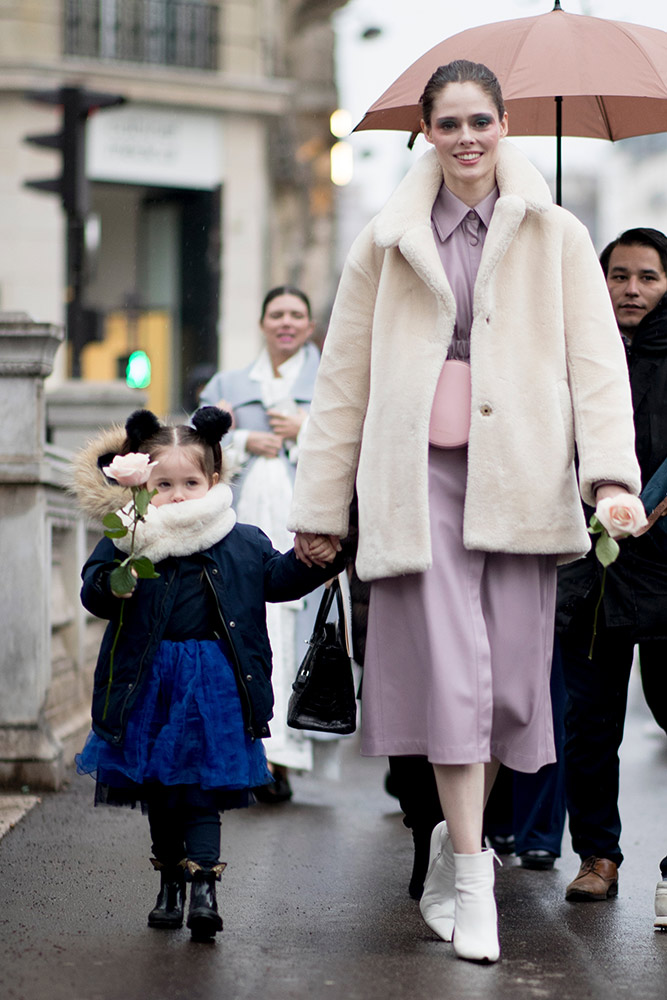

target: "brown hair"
[420,60,505,127]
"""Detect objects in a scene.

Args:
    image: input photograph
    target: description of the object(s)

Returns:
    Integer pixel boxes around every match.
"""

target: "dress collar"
[431,183,499,243]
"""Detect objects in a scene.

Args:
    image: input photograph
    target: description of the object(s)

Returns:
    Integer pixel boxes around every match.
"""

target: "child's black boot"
[147,858,187,929]
[185,861,226,941]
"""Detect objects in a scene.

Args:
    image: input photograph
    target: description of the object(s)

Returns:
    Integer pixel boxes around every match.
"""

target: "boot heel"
[147,858,186,930]
[419,821,456,941]
[452,849,501,963]
[185,862,226,941]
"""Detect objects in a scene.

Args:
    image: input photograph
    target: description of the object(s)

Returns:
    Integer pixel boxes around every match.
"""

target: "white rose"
[595,494,648,539]
[103,452,156,487]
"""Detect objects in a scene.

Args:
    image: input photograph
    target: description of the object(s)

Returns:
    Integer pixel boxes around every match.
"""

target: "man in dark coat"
[559,227,667,901]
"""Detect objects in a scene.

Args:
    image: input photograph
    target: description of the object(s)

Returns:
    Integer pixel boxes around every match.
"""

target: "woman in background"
[200,286,331,801]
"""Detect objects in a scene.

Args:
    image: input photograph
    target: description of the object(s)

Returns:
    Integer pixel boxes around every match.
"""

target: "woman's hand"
[246,431,283,458]
[294,531,341,568]
[595,484,632,503]
[267,407,306,441]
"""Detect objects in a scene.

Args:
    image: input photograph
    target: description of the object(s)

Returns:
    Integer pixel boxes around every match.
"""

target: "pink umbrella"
[355,1,667,204]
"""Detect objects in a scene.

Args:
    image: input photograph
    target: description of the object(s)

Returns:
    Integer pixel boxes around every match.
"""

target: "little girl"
[74,406,339,941]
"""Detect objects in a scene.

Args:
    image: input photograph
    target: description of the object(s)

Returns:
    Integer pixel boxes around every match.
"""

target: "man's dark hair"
[600,227,667,277]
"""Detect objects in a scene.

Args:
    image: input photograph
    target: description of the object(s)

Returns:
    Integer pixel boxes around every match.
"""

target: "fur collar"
[115,483,236,563]
[373,141,552,250]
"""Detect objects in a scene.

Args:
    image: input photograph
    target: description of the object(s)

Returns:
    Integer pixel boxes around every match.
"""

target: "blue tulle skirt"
[76,639,272,810]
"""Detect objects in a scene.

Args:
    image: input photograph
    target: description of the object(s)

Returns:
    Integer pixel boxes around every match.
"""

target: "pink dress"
[360,184,557,772]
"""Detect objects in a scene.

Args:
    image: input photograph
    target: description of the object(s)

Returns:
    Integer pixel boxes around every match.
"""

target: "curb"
[0,795,41,841]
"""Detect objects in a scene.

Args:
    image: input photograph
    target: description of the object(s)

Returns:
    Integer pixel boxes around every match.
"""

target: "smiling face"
[147,445,218,507]
[261,293,315,372]
[421,81,508,206]
[606,243,667,337]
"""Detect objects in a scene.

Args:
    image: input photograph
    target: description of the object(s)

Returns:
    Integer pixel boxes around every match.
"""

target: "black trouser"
[147,785,221,871]
[387,755,443,841]
[561,627,667,867]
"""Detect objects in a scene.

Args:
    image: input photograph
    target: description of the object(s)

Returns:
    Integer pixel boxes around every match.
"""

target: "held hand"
[267,407,306,441]
[309,535,341,565]
[294,531,341,568]
[246,431,283,458]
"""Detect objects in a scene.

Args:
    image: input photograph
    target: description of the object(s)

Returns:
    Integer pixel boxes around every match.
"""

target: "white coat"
[289,142,640,581]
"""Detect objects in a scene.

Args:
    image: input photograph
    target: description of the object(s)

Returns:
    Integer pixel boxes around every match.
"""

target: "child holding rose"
[73,407,339,941]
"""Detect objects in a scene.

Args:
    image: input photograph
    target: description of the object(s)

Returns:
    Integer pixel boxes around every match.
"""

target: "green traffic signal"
[126,350,151,389]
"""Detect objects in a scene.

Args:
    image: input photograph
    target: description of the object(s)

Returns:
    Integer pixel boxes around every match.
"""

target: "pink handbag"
[429,359,472,448]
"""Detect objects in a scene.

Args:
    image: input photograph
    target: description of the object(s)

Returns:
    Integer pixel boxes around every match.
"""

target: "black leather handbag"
[286,577,357,735]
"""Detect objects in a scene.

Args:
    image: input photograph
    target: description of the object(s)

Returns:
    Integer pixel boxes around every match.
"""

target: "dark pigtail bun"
[124,409,162,451]
[191,406,232,444]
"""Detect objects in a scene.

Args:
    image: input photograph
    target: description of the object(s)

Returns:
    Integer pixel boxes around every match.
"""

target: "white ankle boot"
[452,849,500,963]
[654,878,667,929]
[419,821,455,941]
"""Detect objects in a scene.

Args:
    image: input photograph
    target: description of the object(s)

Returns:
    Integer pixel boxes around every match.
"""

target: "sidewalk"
[1,671,666,1000]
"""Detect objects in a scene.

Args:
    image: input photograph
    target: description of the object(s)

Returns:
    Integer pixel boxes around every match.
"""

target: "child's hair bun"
[125,409,162,450]
[191,406,232,444]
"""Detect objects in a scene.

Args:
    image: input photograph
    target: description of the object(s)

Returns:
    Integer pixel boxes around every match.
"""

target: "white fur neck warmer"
[114,483,236,563]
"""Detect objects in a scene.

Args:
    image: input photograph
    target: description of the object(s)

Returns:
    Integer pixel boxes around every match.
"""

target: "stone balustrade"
[0,313,145,789]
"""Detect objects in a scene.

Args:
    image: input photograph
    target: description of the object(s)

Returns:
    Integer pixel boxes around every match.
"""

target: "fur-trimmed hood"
[70,424,237,559]
[70,421,234,528]
[71,425,133,526]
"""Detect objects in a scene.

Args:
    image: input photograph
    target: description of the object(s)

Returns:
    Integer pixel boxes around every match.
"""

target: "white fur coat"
[288,142,641,582]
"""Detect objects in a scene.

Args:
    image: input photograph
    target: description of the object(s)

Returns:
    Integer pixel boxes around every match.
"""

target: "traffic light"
[24,86,125,217]
[125,350,152,390]
[24,86,126,376]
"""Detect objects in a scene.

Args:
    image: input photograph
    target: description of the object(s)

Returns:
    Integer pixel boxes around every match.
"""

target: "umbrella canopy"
[354,2,667,204]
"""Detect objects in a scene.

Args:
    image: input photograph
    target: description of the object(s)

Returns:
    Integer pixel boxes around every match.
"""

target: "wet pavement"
[1,669,666,1000]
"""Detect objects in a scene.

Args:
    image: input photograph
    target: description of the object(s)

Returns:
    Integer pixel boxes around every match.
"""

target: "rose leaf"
[132,556,160,580]
[595,533,620,568]
[110,564,136,594]
[134,488,152,518]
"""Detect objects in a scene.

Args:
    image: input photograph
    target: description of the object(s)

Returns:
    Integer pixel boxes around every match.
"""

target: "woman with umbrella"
[289,60,642,963]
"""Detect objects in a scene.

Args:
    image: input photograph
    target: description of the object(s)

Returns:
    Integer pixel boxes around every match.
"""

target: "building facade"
[0,0,346,412]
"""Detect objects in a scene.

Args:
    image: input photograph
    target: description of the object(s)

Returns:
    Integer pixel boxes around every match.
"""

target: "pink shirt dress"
[360,183,557,772]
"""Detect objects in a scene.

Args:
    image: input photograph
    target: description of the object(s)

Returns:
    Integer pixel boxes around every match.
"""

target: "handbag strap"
[312,576,346,635]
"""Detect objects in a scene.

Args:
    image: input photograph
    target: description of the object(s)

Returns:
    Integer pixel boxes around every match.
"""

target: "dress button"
[229,621,236,628]
[480,404,493,416]
[211,568,218,574]
[246,674,253,681]
[467,210,476,220]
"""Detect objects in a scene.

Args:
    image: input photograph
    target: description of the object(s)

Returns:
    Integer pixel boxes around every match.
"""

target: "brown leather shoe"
[565,857,618,901]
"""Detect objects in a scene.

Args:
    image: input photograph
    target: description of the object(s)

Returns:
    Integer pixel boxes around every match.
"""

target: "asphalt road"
[1,668,666,1000]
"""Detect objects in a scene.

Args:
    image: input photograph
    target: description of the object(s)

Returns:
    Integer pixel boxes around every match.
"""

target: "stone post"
[0,312,67,788]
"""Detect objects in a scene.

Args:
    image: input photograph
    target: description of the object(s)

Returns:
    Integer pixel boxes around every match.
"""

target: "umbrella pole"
[555,96,562,207]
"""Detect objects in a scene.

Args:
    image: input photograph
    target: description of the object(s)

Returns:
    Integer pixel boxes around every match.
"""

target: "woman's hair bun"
[191,406,232,444]
[125,409,162,450]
